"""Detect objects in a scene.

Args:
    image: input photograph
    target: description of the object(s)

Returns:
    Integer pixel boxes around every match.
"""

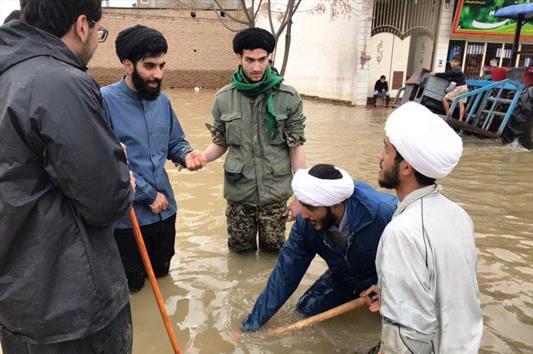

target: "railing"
[448,79,525,137]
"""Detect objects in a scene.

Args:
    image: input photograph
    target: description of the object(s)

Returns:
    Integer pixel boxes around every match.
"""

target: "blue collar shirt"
[101,80,192,228]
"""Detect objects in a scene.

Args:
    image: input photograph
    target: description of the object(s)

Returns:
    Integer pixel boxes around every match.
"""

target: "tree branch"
[274,0,293,40]
[213,10,246,32]
[239,0,254,25]
[210,0,251,25]
[277,0,301,38]
[280,16,293,76]
[252,0,264,22]
[267,0,276,35]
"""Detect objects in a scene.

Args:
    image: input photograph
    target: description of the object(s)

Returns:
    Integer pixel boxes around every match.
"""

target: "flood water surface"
[67,89,533,353]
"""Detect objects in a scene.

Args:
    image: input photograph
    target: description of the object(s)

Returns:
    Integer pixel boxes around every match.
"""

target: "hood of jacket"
[0,19,84,76]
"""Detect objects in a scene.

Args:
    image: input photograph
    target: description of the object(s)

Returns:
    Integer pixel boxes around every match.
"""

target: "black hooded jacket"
[0,20,133,344]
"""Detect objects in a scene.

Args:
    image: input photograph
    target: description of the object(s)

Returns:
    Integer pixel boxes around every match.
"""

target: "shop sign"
[452,0,533,38]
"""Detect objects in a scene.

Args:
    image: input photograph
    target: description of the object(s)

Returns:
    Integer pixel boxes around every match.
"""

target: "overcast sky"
[1,0,135,24]
[0,0,19,23]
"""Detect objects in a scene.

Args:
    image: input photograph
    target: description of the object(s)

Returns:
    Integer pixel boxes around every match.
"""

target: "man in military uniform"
[203,28,306,253]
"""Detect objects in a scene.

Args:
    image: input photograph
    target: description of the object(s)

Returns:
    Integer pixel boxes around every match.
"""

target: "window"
[501,43,514,67]
[484,43,502,67]
[519,44,533,67]
[464,42,485,79]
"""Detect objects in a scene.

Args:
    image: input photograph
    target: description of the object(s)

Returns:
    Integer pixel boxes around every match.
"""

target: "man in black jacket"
[374,75,390,107]
[431,55,469,121]
[0,1,134,353]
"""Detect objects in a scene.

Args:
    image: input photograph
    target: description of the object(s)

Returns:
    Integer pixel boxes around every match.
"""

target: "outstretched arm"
[242,220,315,332]
[204,142,227,162]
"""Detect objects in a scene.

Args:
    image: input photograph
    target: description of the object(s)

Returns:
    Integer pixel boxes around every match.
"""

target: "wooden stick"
[267,297,368,336]
[128,209,183,354]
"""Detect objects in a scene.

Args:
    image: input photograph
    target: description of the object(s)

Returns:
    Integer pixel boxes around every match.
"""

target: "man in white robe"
[361,102,483,354]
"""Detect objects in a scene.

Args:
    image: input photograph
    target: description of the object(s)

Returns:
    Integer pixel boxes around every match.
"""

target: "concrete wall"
[408,32,434,76]
[368,33,411,97]
[353,0,375,105]
[432,0,455,72]
[89,8,244,88]
[259,0,374,105]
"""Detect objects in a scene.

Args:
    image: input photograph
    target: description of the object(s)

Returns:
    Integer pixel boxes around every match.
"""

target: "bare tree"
[209,0,354,76]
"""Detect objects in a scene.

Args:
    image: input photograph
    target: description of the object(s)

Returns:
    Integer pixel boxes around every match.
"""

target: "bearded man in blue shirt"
[101,25,207,292]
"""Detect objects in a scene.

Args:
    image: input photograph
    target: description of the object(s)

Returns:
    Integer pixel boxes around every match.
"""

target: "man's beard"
[378,161,401,189]
[315,207,337,232]
[78,42,95,67]
[132,68,162,101]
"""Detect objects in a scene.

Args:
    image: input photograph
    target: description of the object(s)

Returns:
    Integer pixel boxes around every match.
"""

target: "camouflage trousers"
[226,200,288,253]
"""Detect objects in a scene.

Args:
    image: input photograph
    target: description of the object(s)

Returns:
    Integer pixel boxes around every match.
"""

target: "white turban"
[292,167,354,207]
[385,102,463,179]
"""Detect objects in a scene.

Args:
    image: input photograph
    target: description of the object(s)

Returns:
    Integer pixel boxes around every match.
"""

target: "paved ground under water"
[130,89,532,354]
[4,89,532,354]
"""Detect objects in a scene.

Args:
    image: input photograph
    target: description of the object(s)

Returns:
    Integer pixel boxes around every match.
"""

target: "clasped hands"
[176,150,207,171]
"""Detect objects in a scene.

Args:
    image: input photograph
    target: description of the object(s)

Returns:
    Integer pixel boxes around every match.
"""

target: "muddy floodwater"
[3,89,530,354]
[118,89,533,354]
[123,89,533,354]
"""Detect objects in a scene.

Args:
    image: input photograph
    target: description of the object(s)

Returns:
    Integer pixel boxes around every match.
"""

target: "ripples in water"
[127,90,532,354]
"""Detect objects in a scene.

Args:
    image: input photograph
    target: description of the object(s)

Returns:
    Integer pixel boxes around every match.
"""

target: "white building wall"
[368,33,395,95]
[433,0,455,72]
[410,33,434,73]
[258,0,374,105]
[353,0,375,105]
[368,33,411,97]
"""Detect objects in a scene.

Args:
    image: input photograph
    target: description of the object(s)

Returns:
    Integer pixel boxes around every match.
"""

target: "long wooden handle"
[267,297,368,336]
[129,208,183,354]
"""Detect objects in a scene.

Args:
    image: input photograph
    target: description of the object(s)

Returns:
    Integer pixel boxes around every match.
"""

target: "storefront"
[447,0,533,79]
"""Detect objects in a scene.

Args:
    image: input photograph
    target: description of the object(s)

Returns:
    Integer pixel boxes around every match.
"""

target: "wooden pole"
[510,16,523,67]
[128,208,183,354]
[267,297,368,336]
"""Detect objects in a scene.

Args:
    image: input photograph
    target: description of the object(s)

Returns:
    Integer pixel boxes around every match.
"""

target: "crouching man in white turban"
[242,164,397,332]
[361,102,483,354]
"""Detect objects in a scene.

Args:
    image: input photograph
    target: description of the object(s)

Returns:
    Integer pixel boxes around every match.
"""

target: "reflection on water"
[122,89,533,354]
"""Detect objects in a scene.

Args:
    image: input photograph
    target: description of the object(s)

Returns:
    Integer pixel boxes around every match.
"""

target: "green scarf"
[231,65,283,138]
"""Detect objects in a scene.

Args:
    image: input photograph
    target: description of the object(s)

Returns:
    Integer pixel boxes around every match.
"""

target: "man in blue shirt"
[242,164,397,332]
[102,25,206,292]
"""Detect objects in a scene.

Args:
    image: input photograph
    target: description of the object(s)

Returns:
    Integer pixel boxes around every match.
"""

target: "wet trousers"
[297,270,360,316]
[114,214,176,292]
[226,201,288,253]
[0,304,132,354]
[380,318,435,354]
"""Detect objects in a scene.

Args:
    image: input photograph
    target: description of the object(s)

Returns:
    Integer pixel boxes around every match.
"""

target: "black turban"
[115,25,167,63]
[233,28,275,54]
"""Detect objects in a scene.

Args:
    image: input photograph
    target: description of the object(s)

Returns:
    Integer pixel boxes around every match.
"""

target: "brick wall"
[88,8,246,88]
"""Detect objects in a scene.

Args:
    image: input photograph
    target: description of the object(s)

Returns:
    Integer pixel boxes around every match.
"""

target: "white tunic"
[376,185,483,353]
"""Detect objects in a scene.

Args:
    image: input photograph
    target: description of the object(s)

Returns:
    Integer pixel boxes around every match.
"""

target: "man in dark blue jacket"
[242,164,397,331]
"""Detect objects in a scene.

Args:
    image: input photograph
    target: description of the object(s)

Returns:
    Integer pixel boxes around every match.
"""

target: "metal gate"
[371,0,441,40]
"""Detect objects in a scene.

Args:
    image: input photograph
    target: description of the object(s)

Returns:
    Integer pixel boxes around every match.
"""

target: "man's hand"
[121,143,136,192]
[120,143,128,160]
[184,150,207,171]
[430,71,436,76]
[283,198,302,221]
[149,192,168,214]
[129,170,136,192]
[360,285,381,312]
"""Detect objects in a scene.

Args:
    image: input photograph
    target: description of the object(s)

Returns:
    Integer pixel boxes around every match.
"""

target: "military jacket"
[211,83,306,205]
